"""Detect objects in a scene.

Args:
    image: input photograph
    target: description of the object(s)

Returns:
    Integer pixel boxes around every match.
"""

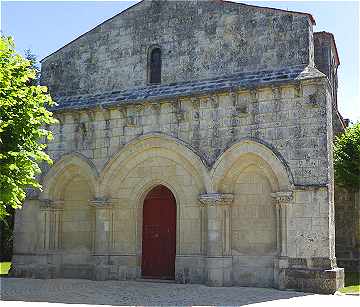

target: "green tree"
[24,49,40,86]
[0,36,56,220]
[334,122,360,190]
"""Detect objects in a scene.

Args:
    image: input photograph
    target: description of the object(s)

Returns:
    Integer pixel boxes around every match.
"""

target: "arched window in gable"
[149,47,162,84]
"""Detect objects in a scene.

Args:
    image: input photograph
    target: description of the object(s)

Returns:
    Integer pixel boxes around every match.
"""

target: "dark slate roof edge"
[50,65,326,113]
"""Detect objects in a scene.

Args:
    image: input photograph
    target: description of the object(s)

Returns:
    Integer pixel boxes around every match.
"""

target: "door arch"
[141,185,176,279]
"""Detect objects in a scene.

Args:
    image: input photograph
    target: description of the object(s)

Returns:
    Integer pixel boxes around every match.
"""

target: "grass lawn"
[0,262,11,275]
[340,272,360,294]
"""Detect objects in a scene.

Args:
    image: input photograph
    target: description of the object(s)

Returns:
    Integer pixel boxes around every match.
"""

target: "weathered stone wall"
[314,32,339,108]
[41,0,314,98]
[12,76,344,291]
[335,186,360,272]
[12,0,345,294]
[45,79,331,187]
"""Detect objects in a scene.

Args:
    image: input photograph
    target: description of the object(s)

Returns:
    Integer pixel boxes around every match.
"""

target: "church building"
[11,0,347,294]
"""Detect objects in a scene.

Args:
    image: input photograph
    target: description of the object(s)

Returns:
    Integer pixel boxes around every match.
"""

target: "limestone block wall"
[46,78,331,187]
[11,76,344,292]
[335,186,360,272]
[287,188,333,258]
[41,0,314,98]
[43,78,335,264]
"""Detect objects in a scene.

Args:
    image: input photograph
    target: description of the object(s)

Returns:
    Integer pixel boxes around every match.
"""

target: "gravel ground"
[0,278,358,306]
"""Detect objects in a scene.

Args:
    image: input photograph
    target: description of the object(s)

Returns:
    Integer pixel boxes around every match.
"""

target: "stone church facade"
[12,0,346,293]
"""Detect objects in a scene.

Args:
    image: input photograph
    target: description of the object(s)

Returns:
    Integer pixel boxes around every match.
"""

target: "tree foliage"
[24,49,40,86]
[334,122,360,190]
[0,36,56,220]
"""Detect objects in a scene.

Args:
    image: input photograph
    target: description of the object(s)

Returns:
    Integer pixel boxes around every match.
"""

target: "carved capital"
[39,199,64,210]
[90,197,113,208]
[199,193,234,206]
[271,191,293,206]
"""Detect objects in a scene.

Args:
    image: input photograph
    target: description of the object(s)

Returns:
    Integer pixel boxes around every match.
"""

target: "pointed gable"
[41,0,315,99]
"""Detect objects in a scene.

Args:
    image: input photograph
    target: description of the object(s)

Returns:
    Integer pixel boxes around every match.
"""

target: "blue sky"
[1,0,359,122]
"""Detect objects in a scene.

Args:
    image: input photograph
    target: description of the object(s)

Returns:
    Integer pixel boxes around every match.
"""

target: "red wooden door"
[142,185,176,279]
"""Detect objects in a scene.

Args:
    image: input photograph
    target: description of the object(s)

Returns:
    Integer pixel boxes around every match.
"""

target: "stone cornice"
[199,193,234,206]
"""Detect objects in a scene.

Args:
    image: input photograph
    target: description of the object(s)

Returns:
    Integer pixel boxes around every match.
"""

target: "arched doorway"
[141,185,176,279]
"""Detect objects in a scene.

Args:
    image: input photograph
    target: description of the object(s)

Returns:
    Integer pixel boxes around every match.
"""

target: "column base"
[280,267,344,294]
[206,256,232,287]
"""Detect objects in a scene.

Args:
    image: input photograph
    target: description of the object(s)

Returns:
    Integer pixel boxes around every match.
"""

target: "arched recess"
[41,152,99,200]
[39,153,98,259]
[99,133,209,264]
[211,139,292,288]
[211,139,292,192]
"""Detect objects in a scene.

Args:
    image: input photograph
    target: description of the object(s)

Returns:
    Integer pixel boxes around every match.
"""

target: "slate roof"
[51,65,325,112]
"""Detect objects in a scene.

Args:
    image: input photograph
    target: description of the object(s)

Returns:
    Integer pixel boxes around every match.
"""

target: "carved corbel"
[190,97,200,109]
[150,103,161,115]
[272,86,281,101]
[173,98,185,122]
[176,110,186,122]
[209,94,219,108]
[229,89,238,106]
[250,88,258,103]
[294,83,301,98]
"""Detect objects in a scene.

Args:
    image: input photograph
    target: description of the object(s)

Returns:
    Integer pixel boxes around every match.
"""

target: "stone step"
[136,278,176,284]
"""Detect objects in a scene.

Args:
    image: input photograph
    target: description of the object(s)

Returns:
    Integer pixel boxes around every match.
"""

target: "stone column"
[199,193,234,286]
[39,199,64,251]
[90,198,114,253]
[271,192,293,256]
[271,191,293,289]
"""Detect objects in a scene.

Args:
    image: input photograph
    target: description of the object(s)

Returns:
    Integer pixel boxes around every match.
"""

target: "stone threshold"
[136,278,176,284]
